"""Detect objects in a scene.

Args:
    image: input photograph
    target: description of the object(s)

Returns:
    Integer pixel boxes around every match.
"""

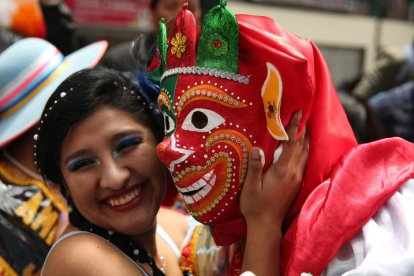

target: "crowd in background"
[338,41,414,143]
[2,0,412,144]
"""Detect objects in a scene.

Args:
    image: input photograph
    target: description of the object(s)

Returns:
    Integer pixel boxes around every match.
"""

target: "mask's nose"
[156,136,194,172]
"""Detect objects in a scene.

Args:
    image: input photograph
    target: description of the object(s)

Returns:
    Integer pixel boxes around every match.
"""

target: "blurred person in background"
[0,27,22,53]
[349,40,414,143]
[352,40,414,101]
[0,37,107,275]
[0,0,44,52]
[101,0,202,75]
[336,75,385,143]
[40,0,80,54]
[150,0,201,31]
[368,80,414,142]
[0,0,79,54]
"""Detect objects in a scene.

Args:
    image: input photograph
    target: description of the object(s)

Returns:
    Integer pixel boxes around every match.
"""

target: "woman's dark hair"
[35,66,163,190]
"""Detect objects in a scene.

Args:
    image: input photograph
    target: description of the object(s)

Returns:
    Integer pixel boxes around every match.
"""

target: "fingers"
[286,111,302,141]
[294,124,307,159]
[275,111,304,166]
[298,133,310,176]
[243,147,265,193]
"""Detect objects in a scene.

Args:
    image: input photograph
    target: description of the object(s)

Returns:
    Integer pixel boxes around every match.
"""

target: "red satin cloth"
[282,137,414,275]
[211,14,357,245]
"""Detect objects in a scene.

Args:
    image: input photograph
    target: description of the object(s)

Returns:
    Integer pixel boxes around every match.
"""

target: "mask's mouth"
[173,153,234,219]
[177,170,216,204]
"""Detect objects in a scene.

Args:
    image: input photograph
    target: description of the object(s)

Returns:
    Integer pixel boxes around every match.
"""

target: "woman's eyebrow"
[112,129,144,140]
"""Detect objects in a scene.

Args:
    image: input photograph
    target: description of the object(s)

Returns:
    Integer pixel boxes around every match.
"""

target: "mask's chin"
[188,194,242,225]
[196,144,284,224]
[178,193,242,225]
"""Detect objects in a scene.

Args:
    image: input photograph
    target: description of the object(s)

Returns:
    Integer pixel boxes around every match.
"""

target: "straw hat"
[0,37,108,147]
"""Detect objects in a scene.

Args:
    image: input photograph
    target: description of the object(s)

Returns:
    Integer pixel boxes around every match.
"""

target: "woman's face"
[60,106,166,235]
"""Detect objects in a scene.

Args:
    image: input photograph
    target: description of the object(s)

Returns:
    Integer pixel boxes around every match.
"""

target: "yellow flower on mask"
[171,32,187,58]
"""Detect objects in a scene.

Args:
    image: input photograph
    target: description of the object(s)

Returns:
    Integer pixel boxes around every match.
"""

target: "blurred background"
[1,0,413,144]
[65,0,414,88]
[53,0,414,143]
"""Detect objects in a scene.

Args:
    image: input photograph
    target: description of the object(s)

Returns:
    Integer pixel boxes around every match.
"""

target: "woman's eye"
[67,158,98,172]
[182,108,225,132]
[115,136,143,155]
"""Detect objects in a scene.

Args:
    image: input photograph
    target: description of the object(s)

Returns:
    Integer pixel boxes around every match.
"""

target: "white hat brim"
[0,40,108,147]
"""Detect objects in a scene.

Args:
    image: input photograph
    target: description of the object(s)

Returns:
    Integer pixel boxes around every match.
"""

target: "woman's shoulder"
[157,206,193,251]
[42,229,144,276]
[158,205,188,219]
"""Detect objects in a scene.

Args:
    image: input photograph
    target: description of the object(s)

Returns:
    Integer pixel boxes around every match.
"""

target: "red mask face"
[158,76,254,224]
[157,61,297,226]
[156,3,357,245]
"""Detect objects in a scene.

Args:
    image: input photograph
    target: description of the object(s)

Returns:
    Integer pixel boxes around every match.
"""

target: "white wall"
[228,1,414,71]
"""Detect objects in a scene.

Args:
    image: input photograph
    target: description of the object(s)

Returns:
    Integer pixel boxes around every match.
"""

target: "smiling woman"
[34,67,170,275]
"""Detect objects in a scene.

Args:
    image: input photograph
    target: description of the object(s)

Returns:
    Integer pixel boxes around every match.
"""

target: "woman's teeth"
[107,188,140,207]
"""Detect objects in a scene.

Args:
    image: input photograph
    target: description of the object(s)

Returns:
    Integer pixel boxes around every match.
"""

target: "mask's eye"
[163,112,176,136]
[182,108,225,132]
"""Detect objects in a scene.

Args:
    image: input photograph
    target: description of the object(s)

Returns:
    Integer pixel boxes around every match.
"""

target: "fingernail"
[295,110,303,121]
[251,147,261,160]
[251,148,265,166]
[273,144,283,164]
[259,149,265,167]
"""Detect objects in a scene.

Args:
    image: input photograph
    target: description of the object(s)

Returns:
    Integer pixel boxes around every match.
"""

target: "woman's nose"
[99,159,129,190]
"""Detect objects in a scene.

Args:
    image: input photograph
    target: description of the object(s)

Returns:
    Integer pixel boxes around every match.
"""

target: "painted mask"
[156,0,357,245]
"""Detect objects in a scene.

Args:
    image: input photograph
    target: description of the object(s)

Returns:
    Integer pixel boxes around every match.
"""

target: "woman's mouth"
[104,185,145,212]
[107,187,141,207]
